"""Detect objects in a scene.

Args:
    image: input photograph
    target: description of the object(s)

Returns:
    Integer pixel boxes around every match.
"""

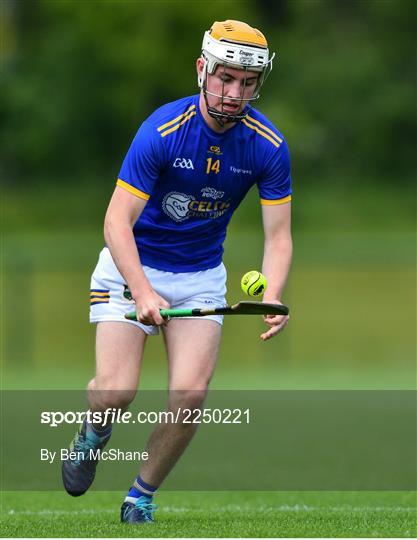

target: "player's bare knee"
[88,378,136,411]
[87,378,101,410]
[169,388,207,413]
[100,389,136,410]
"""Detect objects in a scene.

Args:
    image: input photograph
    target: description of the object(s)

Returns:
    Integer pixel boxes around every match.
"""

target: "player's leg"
[88,321,146,413]
[121,318,221,523]
[62,322,147,497]
[120,263,225,523]
[147,318,221,479]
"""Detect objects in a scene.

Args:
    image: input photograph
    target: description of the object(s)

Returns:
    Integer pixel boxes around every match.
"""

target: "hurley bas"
[40,448,149,463]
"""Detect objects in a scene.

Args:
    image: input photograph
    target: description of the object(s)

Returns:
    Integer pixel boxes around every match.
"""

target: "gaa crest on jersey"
[162,191,194,222]
[173,157,194,169]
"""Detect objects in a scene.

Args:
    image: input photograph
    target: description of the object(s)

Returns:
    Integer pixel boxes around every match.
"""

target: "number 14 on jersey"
[206,158,220,174]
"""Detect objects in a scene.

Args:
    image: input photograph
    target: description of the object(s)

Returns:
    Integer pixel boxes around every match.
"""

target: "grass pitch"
[1,490,415,537]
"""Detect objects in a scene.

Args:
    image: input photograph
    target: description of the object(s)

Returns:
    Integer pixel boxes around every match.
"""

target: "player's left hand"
[260,301,289,341]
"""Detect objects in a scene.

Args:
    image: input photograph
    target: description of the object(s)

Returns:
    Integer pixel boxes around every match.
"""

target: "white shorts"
[89,247,227,335]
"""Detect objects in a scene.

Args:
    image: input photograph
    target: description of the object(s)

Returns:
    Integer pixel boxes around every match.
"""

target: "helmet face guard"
[198,21,275,126]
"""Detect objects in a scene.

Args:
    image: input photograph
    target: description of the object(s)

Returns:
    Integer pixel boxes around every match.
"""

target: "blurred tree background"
[1,0,415,389]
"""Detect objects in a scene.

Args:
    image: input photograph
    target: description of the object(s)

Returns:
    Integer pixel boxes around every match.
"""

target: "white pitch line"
[6,509,116,516]
[162,505,416,513]
[5,505,416,516]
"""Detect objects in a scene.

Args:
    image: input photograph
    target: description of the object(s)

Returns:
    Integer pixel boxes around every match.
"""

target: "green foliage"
[1,1,254,183]
[259,0,416,189]
[1,0,415,197]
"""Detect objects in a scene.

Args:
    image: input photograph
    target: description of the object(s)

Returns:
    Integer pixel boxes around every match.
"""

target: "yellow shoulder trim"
[242,119,280,148]
[157,104,196,133]
[260,195,292,206]
[116,179,150,201]
[160,110,196,138]
[246,115,283,144]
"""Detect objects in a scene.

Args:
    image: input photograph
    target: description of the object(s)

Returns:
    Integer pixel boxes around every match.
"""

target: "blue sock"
[125,475,158,503]
[85,421,112,440]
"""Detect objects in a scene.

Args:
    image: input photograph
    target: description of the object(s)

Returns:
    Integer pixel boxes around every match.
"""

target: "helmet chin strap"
[200,62,254,127]
[202,88,251,128]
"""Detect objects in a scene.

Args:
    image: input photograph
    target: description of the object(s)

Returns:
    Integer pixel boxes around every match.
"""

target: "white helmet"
[198,20,275,123]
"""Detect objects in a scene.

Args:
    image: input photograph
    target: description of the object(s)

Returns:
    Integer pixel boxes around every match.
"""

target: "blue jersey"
[118,94,292,272]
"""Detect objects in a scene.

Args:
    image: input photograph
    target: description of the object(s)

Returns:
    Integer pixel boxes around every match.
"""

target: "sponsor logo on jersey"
[207,145,222,155]
[230,166,252,175]
[173,157,194,169]
[162,191,231,222]
[189,199,231,215]
[201,187,225,200]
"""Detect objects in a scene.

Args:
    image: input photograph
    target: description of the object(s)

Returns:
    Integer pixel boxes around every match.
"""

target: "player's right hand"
[133,290,170,326]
